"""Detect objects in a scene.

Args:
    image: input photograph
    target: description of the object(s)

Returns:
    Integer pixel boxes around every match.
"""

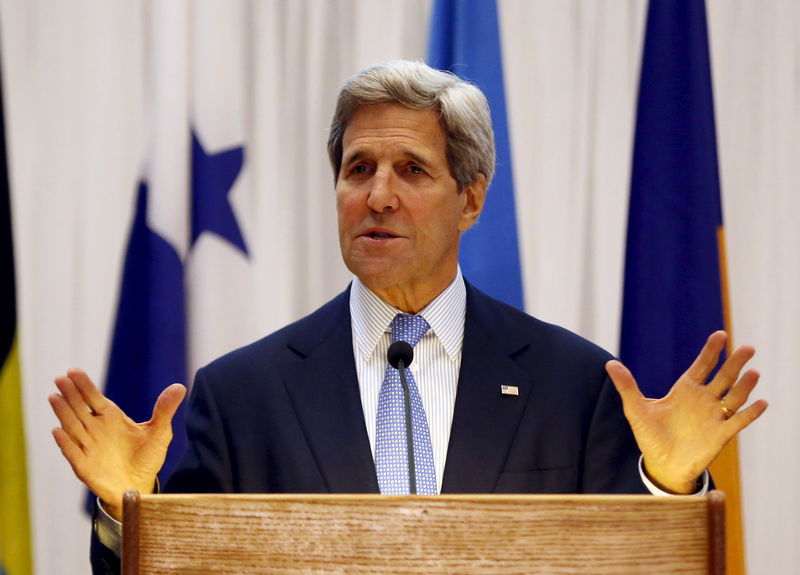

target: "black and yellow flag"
[0,51,32,575]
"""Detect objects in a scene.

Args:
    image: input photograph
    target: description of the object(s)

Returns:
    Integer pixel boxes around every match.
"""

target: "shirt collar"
[350,268,466,363]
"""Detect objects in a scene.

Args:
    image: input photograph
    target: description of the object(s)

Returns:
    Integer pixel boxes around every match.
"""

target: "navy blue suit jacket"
[90,283,645,573]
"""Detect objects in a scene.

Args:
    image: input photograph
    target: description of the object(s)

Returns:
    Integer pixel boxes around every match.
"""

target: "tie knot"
[390,313,430,347]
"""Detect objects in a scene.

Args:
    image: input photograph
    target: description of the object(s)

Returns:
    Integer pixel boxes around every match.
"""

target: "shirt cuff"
[93,498,122,557]
[92,478,161,557]
[638,455,709,496]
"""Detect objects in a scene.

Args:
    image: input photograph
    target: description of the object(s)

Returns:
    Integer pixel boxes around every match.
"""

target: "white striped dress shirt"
[350,270,466,493]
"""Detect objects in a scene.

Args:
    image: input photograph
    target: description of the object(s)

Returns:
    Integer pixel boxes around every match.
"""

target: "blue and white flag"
[102,0,251,490]
[427,0,524,310]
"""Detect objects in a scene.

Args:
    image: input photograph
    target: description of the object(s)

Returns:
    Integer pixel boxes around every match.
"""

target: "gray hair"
[327,60,495,190]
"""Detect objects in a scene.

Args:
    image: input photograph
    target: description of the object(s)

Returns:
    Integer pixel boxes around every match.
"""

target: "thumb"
[149,383,187,429]
[605,359,643,405]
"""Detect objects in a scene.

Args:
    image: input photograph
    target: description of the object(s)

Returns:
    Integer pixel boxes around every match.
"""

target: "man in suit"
[50,61,766,574]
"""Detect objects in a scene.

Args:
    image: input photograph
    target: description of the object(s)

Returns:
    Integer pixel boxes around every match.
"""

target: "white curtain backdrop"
[1,1,796,573]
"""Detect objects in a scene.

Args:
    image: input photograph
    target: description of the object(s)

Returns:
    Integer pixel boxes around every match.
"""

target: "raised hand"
[606,331,767,494]
[49,368,186,520]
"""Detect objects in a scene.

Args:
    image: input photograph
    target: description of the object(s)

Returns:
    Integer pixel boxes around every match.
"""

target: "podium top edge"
[134,491,724,503]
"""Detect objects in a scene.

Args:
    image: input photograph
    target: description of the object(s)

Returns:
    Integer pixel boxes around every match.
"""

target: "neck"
[363,270,458,314]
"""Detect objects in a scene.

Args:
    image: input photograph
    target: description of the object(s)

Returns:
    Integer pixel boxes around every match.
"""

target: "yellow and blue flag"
[621,1,744,572]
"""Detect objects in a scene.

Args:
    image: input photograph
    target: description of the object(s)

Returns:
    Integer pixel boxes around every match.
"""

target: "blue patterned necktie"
[375,313,437,495]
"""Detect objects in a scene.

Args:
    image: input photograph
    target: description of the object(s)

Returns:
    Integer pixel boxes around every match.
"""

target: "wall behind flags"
[0,1,796,574]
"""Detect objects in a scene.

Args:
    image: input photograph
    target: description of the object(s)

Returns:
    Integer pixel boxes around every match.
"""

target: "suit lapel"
[441,287,534,493]
[282,290,379,493]
[281,284,547,495]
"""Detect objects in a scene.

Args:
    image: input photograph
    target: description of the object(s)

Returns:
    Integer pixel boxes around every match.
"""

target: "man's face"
[336,103,485,312]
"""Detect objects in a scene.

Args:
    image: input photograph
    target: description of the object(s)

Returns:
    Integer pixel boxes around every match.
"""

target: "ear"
[458,174,488,232]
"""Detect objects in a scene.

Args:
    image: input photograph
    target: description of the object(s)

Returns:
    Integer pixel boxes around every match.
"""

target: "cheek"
[336,191,357,225]
[433,197,467,231]
[417,209,457,250]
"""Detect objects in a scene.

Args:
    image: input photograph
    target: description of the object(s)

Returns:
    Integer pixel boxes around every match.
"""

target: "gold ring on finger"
[720,398,734,419]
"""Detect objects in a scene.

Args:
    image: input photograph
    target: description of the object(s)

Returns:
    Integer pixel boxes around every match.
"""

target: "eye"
[347,163,372,176]
[407,164,426,176]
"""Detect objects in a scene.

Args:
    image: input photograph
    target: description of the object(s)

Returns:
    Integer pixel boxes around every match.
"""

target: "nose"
[365,168,399,213]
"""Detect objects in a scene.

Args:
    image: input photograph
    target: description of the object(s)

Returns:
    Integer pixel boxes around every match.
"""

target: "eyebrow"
[405,151,435,170]
[341,150,367,167]
[341,149,436,170]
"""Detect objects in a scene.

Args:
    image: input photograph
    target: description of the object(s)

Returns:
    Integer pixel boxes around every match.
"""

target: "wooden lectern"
[122,490,725,574]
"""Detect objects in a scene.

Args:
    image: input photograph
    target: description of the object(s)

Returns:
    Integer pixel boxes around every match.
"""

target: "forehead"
[342,103,446,156]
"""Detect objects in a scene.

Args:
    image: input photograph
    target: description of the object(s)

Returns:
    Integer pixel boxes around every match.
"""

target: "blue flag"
[427,0,524,310]
[620,0,725,398]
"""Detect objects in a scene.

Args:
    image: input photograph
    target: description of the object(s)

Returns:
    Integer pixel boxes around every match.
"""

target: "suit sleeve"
[164,367,235,494]
[89,519,121,575]
[581,372,649,494]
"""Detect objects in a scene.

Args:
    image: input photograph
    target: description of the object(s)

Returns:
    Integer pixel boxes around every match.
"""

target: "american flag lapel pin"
[500,385,519,396]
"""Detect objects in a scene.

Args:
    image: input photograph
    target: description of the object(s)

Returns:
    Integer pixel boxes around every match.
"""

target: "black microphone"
[387,341,416,494]
[388,341,413,370]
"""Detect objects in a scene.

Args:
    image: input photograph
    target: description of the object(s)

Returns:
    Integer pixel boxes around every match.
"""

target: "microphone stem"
[397,359,416,495]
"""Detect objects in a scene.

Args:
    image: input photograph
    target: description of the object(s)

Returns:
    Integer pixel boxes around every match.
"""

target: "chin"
[347,260,406,292]
[356,270,404,292]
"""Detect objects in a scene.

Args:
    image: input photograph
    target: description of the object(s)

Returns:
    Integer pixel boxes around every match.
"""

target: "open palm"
[49,368,186,519]
[606,331,767,493]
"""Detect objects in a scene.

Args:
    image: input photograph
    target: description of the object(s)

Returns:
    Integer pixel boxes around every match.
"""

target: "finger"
[707,345,756,397]
[723,399,768,435]
[49,393,91,448]
[682,331,727,384]
[54,375,95,428]
[67,368,111,414]
[149,383,187,431]
[720,369,760,412]
[52,427,88,470]
[606,360,645,404]
[52,428,103,491]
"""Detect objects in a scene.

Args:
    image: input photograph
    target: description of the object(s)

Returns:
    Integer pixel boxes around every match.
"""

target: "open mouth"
[362,228,399,240]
